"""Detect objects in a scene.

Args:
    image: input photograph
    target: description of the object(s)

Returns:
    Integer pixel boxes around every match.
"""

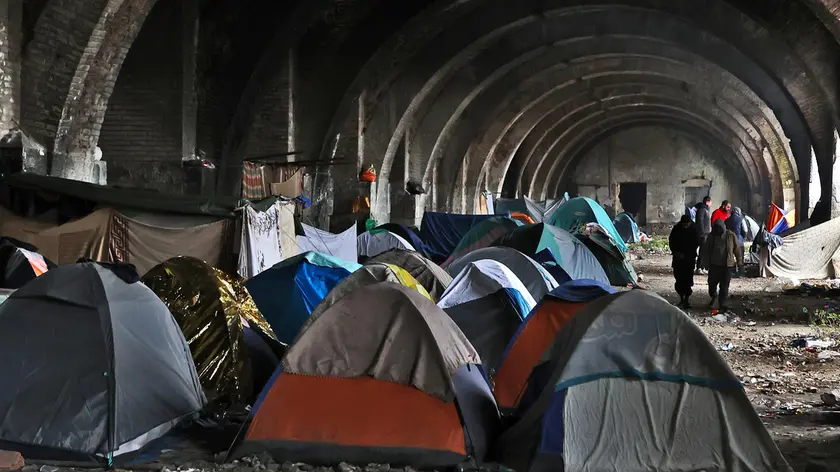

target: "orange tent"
[493,280,614,412]
[509,211,535,225]
[235,283,500,467]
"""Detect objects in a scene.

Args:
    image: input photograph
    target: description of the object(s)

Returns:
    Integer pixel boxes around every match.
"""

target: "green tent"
[444,216,522,266]
[547,197,628,252]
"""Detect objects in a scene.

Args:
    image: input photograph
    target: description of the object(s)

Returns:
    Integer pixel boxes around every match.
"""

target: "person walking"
[669,215,700,308]
[726,206,745,276]
[694,197,712,274]
[702,219,743,311]
[711,200,732,225]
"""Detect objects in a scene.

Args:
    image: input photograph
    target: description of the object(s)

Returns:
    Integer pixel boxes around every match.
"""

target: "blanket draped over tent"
[765,216,840,279]
[297,224,357,263]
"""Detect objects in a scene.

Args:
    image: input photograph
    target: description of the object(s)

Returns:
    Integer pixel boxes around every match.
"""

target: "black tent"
[0,237,56,289]
[0,262,205,463]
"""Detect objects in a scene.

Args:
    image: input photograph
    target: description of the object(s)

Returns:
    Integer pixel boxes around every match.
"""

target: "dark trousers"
[708,265,733,306]
[673,260,695,297]
[697,235,708,270]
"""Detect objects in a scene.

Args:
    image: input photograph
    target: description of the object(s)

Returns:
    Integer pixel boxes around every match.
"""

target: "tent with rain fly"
[492,279,614,412]
[420,212,500,263]
[446,247,559,302]
[0,262,205,463]
[245,252,361,344]
[613,212,641,243]
[493,289,791,472]
[443,216,522,268]
[439,260,537,370]
[0,237,56,289]
[368,249,452,300]
[236,284,501,468]
[309,262,432,321]
[547,197,628,252]
[357,231,415,262]
[143,256,285,404]
[576,224,638,286]
[494,224,609,285]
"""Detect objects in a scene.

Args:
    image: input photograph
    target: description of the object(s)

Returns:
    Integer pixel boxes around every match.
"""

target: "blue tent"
[613,212,641,244]
[547,197,628,252]
[420,212,500,263]
[245,252,361,344]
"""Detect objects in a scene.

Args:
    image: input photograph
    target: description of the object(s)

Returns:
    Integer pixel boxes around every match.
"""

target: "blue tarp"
[245,252,361,344]
[547,279,616,303]
[420,212,500,263]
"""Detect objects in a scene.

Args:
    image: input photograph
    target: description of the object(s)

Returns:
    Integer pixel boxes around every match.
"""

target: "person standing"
[694,197,712,274]
[669,215,700,308]
[702,219,743,311]
[711,200,732,225]
[726,206,745,276]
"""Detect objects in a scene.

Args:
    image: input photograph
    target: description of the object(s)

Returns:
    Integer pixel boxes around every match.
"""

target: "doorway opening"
[685,186,710,210]
[619,182,647,224]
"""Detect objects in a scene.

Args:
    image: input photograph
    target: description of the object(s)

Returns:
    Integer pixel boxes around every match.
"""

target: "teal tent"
[547,197,628,252]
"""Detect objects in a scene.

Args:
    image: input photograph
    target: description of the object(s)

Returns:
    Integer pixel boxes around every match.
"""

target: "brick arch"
[20,0,160,180]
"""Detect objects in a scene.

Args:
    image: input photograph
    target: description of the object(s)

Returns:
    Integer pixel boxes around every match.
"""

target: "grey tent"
[0,263,205,463]
[439,260,537,370]
[743,215,761,242]
[446,247,558,301]
[367,249,452,300]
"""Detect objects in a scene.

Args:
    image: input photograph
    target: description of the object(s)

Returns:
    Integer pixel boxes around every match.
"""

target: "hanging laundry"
[239,203,283,278]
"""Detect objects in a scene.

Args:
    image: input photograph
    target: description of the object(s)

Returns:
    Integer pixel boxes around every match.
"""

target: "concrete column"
[181,0,198,161]
[0,0,20,135]
[287,47,297,154]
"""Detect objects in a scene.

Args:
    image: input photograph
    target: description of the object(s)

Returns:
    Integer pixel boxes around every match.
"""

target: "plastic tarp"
[765,216,840,279]
[420,213,500,262]
[446,247,558,302]
[296,223,357,263]
[766,203,790,234]
[495,224,610,285]
[443,217,522,268]
[245,252,361,344]
[357,231,415,259]
[283,283,480,401]
[547,197,627,252]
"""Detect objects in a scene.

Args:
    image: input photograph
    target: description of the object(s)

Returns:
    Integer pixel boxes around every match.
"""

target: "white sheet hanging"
[238,202,284,278]
[297,223,358,263]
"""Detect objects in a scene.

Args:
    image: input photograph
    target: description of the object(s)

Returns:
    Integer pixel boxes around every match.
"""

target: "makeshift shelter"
[439,260,537,370]
[368,249,453,300]
[442,216,522,268]
[613,212,641,243]
[373,223,427,256]
[420,212,500,262]
[143,257,284,405]
[245,252,361,344]
[296,223,357,263]
[547,197,628,252]
[493,289,791,472]
[576,224,638,286]
[309,262,432,321]
[447,247,559,302]
[0,262,205,462]
[0,237,56,289]
[492,280,615,412]
[236,284,501,467]
[357,231,415,261]
[762,216,840,279]
[494,224,610,285]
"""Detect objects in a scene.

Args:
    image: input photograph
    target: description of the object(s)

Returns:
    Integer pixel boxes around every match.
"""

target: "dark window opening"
[619,182,647,224]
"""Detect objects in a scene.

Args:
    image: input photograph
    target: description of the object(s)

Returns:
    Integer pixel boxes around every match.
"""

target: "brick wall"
[241,62,290,160]
[98,0,183,192]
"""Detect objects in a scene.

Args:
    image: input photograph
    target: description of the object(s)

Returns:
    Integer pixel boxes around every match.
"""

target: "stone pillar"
[0,0,20,135]
[181,0,198,162]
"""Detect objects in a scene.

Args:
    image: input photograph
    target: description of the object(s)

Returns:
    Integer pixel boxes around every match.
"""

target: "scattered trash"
[718,343,736,351]
[790,336,836,349]
[711,314,729,323]
[817,350,840,360]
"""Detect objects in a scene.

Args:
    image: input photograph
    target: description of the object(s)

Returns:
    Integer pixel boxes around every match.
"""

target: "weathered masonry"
[4,0,840,230]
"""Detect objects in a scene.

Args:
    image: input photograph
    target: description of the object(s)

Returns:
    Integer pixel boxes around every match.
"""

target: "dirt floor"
[633,251,840,471]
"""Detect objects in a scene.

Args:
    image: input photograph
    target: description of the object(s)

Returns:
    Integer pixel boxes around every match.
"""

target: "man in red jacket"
[711,200,732,225]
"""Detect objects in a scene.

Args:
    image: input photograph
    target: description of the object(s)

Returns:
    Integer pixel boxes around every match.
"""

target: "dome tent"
[446,247,558,302]
[368,249,453,300]
[0,237,56,289]
[493,289,791,472]
[236,284,501,468]
[0,262,205,463]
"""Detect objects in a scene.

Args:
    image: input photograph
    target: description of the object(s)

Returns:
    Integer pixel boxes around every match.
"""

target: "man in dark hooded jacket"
[726,206,745,276]
[702,219,743,311]
[669,215,699,308]
[695,197,712,274]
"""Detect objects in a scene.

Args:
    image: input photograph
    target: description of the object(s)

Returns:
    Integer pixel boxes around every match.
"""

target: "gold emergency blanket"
[142,256,278,404]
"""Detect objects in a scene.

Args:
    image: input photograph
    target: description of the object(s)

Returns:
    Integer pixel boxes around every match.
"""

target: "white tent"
[357,231,415,260]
